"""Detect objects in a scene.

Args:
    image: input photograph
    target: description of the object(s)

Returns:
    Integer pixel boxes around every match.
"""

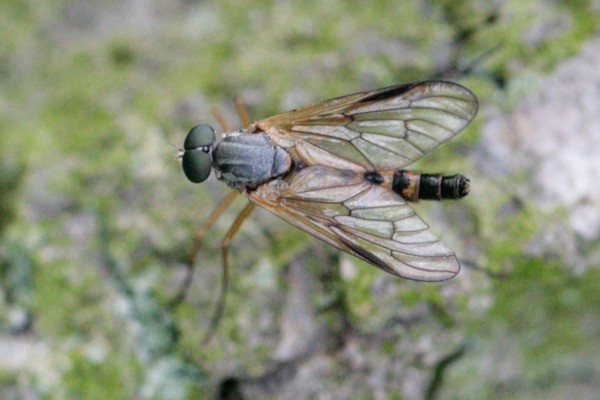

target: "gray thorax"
[213,132,292,189]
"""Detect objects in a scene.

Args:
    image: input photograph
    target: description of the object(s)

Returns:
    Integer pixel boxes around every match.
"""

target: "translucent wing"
[248,165,460,281]
[254,81,478,171]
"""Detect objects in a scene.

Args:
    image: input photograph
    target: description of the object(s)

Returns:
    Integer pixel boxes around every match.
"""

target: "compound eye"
[184,124,215,150]
[182,150,211,183]
[181,124,215,183]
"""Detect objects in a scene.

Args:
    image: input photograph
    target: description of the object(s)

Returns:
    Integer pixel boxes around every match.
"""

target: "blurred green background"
[1,0,599,399]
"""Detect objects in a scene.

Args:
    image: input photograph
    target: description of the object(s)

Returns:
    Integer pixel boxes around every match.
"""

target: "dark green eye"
[184,124,215,150]
[182,124,215,183]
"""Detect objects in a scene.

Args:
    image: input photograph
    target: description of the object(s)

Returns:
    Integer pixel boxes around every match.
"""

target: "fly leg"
[202,201,256,344]
[212,100,250,130]
[169,190,238,307]
[212,107,231,132]
[213,97,250,131]
[235,97,251,129]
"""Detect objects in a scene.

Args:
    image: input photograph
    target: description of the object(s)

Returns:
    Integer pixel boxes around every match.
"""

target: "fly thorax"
[213,132,292,189]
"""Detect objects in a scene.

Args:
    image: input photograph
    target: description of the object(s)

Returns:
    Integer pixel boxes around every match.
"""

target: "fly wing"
[248,165,460,281]
[255,81,478,171]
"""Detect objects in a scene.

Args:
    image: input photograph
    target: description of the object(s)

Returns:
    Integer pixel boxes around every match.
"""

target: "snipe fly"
[178,81,478,341]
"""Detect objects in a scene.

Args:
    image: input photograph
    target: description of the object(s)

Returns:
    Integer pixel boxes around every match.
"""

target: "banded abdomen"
[366,170,470,202]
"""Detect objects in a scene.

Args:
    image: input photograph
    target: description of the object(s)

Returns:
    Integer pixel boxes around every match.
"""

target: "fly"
[177,81,478,342]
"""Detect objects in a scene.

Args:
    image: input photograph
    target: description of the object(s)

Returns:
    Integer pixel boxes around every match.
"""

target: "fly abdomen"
[392,170,470,202]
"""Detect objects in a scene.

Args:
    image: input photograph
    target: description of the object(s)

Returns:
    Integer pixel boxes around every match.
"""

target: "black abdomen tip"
[441,175,470,199]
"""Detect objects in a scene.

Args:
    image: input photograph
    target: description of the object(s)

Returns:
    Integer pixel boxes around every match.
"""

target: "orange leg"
[202,201,256,344]
[235,97,251,129]
[212,107,231,132]
[169,190,239,307]
[212,98,251,131]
